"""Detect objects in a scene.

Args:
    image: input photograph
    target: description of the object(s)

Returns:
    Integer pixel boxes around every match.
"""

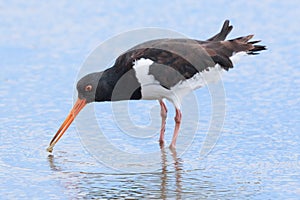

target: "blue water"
[1,1,300,199]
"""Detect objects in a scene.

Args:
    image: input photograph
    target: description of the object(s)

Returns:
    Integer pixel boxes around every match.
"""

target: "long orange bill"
[47,98,87,153]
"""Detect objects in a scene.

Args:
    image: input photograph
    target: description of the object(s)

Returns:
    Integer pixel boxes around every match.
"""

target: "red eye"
[85,85,92,92]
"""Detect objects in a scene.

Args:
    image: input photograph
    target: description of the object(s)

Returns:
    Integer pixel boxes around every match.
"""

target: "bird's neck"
[95,66,142,102]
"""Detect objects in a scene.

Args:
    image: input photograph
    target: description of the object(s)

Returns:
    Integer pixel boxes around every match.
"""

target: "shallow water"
[1,1,300,199]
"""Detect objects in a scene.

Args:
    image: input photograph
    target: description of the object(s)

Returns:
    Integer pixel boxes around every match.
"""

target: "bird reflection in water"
[47,146,184,199]
[160,143,183,199]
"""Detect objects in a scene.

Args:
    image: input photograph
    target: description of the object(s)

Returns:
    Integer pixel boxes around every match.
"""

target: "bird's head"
[47,72,103,152]
[76,72,102,103]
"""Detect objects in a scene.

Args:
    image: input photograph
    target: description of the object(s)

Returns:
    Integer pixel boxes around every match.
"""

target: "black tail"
[229,35,267,55]
[207,20,233,41]
[206,35,266,70]
[247,40,267,55]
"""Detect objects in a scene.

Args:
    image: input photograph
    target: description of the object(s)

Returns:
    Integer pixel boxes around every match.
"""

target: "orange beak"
[47,98,87,153]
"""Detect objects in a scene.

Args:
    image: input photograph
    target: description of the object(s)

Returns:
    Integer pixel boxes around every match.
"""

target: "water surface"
[1,1,300,199]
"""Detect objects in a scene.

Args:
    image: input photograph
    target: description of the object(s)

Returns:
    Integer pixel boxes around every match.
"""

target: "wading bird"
[47,20,265,152]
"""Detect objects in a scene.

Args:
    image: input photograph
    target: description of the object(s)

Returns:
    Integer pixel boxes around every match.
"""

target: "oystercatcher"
[47,20,266,152]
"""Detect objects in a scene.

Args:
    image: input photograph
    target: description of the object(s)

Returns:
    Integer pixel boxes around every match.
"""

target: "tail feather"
[203,21,266,71]
[204,33,266,71]
[229,35,266,55]
[207,20,266,55]
[248,40,261,44]
[207,20,233,41]
[248,44,267,55]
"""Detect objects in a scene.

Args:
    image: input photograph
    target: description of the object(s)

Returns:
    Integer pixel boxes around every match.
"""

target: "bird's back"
[113,36,265,89]
[102,20,265,104]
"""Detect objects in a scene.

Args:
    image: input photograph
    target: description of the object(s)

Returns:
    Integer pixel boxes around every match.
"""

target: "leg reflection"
[160,143,167,199]
[160,143,183,199]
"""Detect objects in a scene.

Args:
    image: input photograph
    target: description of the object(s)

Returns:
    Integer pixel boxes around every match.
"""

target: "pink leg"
[159,100,167,145]
[170,108,182,149]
